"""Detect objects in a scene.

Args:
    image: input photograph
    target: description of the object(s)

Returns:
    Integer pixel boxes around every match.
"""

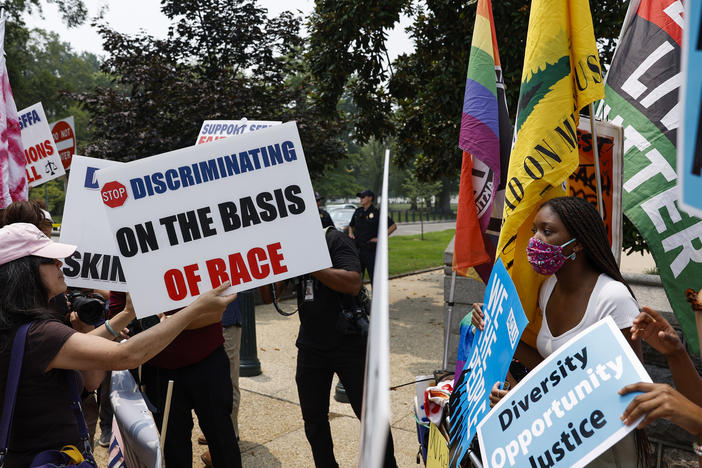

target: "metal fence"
[389,209,456,223]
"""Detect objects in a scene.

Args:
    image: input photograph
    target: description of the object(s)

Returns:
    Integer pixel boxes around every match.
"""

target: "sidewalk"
[94,270,446,467]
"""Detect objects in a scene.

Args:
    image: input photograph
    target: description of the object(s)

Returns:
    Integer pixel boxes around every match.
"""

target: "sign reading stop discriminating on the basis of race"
[19,102,66,187]
[50,116,76,171]
[97,122,331,318]
[60,156,127,292]
[196,119,281,145]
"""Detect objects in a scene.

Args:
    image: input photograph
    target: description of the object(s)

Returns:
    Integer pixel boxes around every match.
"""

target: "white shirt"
[536,273,638,357]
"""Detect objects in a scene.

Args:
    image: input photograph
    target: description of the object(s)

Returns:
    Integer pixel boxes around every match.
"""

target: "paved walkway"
[94,270,446,467]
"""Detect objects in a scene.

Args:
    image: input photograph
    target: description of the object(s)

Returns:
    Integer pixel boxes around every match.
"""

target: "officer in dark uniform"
[316,192,335,229]
[348,189,396,283]
[258,227,397,468]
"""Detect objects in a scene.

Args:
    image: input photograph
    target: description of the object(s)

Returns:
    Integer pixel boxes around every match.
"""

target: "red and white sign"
[50,116,76,170]
[101,181,128,208]
[19,102,65,187]
[97,122,331,318]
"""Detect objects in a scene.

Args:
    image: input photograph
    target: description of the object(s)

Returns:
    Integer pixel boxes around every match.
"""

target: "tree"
[78,0,347,178]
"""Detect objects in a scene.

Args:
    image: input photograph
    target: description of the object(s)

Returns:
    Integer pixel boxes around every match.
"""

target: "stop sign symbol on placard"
[101,181,128,208]
[51,120,75,170]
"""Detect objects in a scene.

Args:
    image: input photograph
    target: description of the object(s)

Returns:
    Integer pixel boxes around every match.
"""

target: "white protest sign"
[359,149,391,468]
[60,156,127,291]
[196,119,282,145]
[50,116,76,170]
[477,316,651,468]
[97,122,331,317]
[19,102,65,187]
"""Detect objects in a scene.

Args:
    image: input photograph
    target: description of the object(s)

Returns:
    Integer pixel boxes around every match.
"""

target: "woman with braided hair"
[473,196,647,466]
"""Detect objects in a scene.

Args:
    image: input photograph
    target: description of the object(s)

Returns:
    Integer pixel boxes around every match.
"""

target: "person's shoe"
[198,435,207,445]
[98,430,111,448]
[201,450,213,467]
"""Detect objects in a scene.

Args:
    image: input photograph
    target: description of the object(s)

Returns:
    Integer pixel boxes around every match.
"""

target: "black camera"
[67,291,106,326]
[336,306,369,336]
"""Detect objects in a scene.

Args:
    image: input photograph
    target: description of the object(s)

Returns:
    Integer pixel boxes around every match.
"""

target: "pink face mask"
[526,237,576,275]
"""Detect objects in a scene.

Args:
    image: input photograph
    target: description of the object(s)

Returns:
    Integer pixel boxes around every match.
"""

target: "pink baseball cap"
[0,222,76,266]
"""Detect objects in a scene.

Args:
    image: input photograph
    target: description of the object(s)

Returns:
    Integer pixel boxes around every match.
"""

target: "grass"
[387,229,455,276]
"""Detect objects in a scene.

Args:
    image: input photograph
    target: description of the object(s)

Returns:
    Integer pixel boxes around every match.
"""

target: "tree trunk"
[436,182,452,213]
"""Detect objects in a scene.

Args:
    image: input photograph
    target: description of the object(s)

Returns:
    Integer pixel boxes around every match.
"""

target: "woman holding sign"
[0,222,237,468]
[474,196,646,466]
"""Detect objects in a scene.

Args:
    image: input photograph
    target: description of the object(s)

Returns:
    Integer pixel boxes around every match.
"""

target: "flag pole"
[589,103,604,218]
[442,270,457,370]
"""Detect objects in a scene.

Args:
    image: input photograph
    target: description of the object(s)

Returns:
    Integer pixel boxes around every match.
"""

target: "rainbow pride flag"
[453,0,511,280]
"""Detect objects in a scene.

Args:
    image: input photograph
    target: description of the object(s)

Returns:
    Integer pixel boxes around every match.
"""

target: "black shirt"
[295,228,363,351]
[318,208,335,229]
[349,205,395,244]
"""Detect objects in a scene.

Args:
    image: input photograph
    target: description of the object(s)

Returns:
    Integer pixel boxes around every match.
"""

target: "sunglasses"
[38,257,59,265]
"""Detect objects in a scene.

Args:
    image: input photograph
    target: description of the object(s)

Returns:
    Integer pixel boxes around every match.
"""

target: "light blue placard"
[449,259,528,466]
[477,317,651,468]
[679,0,702,218]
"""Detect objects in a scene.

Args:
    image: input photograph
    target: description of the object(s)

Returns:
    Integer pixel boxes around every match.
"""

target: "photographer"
[262,226,397,468]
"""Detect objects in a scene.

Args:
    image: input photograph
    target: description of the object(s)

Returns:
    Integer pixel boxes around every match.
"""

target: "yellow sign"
[427,423,449,468]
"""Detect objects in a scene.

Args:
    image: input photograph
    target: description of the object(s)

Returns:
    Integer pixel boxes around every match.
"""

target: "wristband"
[693,442,702,456]
[105,319,121,339]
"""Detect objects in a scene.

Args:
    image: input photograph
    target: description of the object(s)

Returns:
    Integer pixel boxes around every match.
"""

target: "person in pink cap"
[0,223,236,468]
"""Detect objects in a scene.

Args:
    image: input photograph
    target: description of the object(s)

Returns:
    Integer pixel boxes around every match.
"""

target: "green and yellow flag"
[496,0,605,346]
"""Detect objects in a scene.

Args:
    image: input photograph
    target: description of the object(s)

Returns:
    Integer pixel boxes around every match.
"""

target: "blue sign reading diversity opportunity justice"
[477,317,651,468]
[449,259,528,466]
[678,0,702,218]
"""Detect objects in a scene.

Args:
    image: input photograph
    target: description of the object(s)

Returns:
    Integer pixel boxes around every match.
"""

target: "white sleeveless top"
[536,273,639,357]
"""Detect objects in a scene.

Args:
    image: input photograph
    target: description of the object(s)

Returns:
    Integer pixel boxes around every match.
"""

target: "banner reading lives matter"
[196,119,281,144]
[60,156,127,291]
[97,122,331,317]
[477,317,651,468]
[18,102,65,187]
[449,259,528,466]
[600,0,702,352]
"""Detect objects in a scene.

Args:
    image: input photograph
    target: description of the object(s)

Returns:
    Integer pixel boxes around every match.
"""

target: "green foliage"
[28,177,66,216]
[402,172,442,210]
[78,1,346,177]
[388,228,455,275]
[9,29,108,121]
[622,214,651,256]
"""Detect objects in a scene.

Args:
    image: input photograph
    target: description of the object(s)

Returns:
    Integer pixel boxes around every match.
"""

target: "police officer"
[259,226,397,468]
[348,190,396,283]
[316,192,335,229]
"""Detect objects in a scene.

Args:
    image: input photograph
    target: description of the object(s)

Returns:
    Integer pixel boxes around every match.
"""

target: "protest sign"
[50,116,76,170]
[427,424,449,468]
[59,156,127,291]
[572,118,624,261]
[477,316,651,468]
[110,370,162,468]
[449,259,528,466]
[600,0,702,353]
[359,149,392,468]
[196,119,281,145]
[96,122,331,317]
[678,0,702,218]
[19,102,65,187]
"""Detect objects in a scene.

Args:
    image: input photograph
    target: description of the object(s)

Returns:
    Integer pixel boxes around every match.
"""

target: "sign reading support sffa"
[449,259,528,466]
[196,119,281,145]
[97,122,331,317]
[477,316,651,468]
[19,102,66,187]
[60,156,127,292]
